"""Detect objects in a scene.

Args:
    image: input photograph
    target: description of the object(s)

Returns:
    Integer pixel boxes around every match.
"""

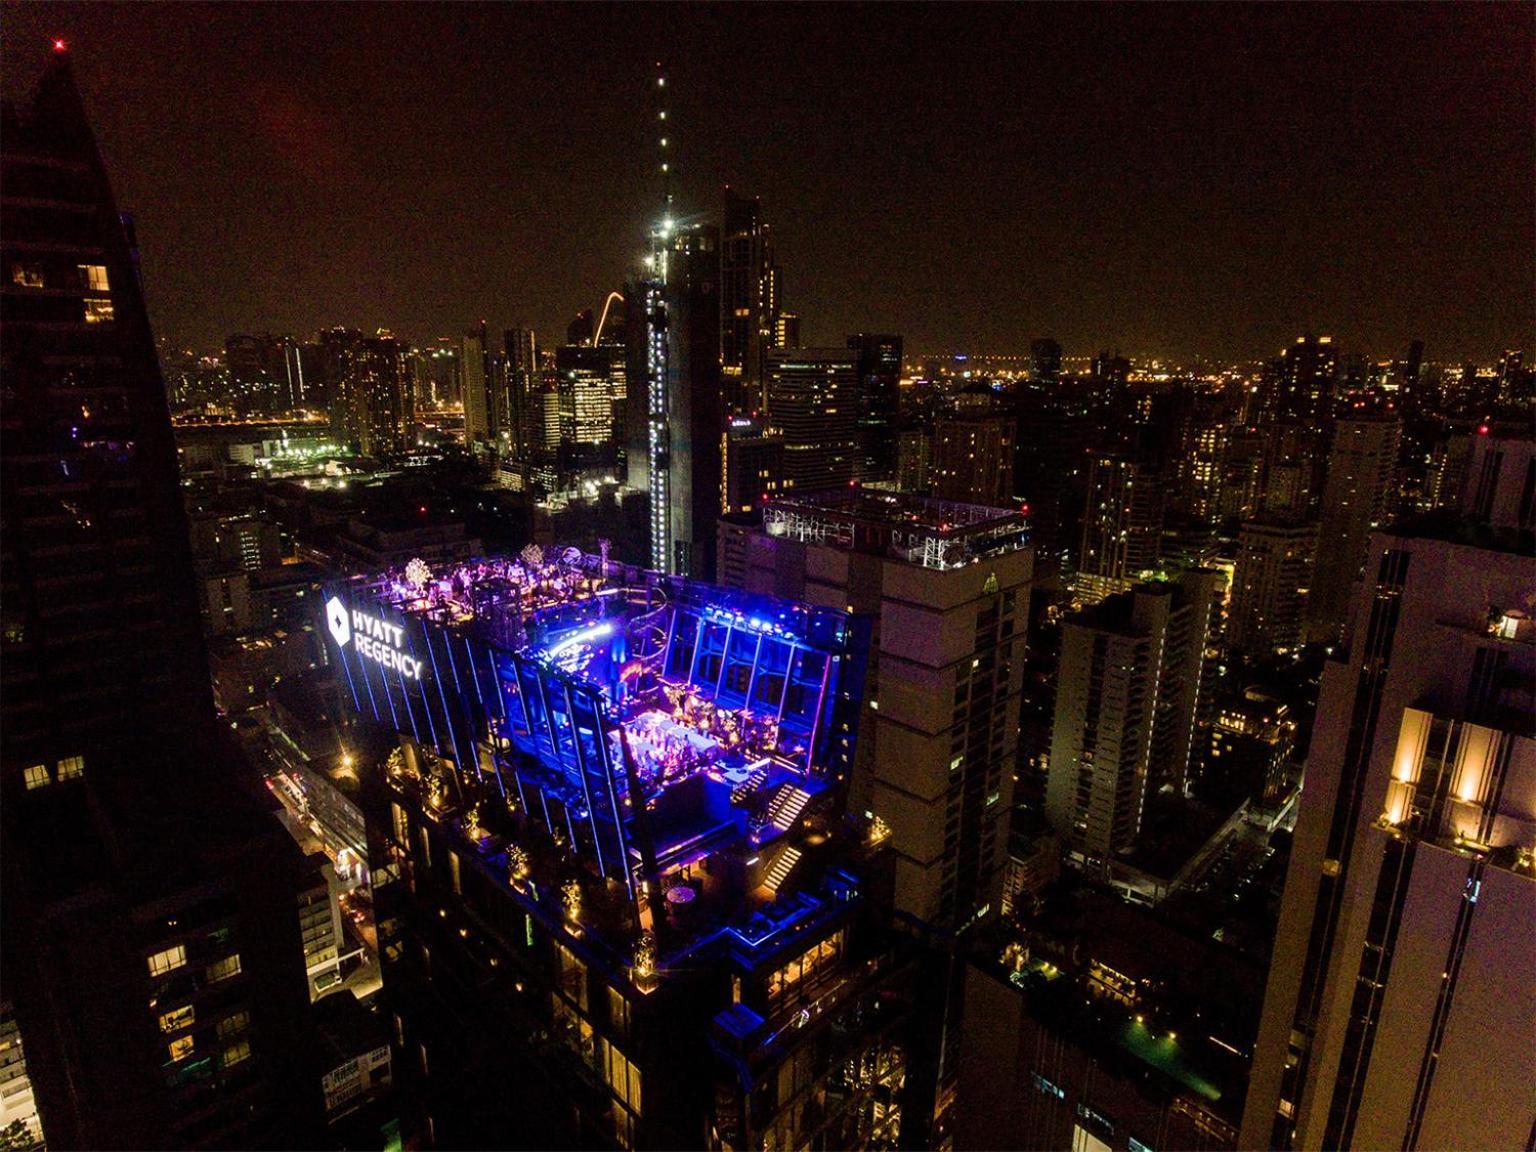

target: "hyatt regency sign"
[327,595,423,679]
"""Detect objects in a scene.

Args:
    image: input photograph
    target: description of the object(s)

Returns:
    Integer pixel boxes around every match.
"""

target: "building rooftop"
[333,552,877,988]
[762,488,1027,569]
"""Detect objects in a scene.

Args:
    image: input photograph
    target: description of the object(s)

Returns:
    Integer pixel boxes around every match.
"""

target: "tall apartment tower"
[0,47,322,1148]
[460,321,492,447]
[1266,333,1339,426]
[720,187,780,414]
[848,333,903,483]
[343,330,413,456]
[1046,572,1220,866]
[1306,414,1401,644]
[1077,453,1164,601]
[765,347,861,494]
[718,491,1033,930]
[1227,517,1318,658]
[931,413,1016,505]
[1242,436,1535,1152]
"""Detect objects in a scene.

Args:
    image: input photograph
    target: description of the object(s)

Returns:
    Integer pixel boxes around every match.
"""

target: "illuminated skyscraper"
[765,347,860,493]
[501,327,538,460]
[628,222,723,578]
[1242,436,1536,1151]
[1047,571,1220,865]
[1077,453,1163,601]
[932,413,1015,505]
[339,330,413,456]
[555,342,625,474]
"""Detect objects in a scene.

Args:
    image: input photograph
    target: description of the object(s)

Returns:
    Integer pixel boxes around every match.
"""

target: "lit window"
[23,764,50,790]
[77,264,109,292]
[56,754,84,780]
[219,1040,251,1068]
[205,954,242,983]
[167,1035,195,1062]
[147,945,187,977]
[158,1005,195,1033]
[217,1011,250,1039]
[84,298,115,323]
[11,263,44,288]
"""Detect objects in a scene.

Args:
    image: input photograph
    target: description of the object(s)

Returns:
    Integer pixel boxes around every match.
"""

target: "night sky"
[3,2,1531,361]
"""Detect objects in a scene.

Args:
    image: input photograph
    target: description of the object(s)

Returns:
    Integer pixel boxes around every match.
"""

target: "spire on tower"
[655,61,673,232]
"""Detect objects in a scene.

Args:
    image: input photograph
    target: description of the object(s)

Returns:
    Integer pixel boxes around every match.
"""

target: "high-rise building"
[461,321,492,447]
[719,490,1033,929]
[720,188,781,414]
[1496,348,1528,406]
[931,413,1016,506]
[773,311,801,350]
[1227,517,1317,659]
[321,554,915,1149]
[555,342,626,472]
[502,327,538,460]
[896,427,932,493]
[1014,396,1094,586]
[719,491,1033,1146]
[628,222,723,579]
[848,333,903,483]
[342,330,413,456]
[1242,436,1536,1151]
[1264,334,1338,426]
[1029,338,1062,384]
[1077,454,1164,602]
[1400,338,1426,413]
[1046,571,1220,866]
[1204,690,1297,809]
[765,347,860,494]
[0,48,323,1149]
[417,337,461,409]
[1,46,218,788]
[1305,414,1400,644]
[722,416,785,515]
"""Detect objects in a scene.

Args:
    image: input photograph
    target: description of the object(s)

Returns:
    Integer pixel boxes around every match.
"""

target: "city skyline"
[2,3,1531,361]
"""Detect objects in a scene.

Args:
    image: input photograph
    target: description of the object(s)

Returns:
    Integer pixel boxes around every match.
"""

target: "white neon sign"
[326,595,423,679]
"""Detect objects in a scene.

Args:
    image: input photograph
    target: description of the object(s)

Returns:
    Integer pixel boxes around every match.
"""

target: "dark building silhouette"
[848,332,903,484]
[1014,394,1093,585]
[1264,333,1338,426]
[0,47,324,1149]
[1029,338,1062,384]
[720,188,780,414]
[503,326,539,461]
[566,308,595,347]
